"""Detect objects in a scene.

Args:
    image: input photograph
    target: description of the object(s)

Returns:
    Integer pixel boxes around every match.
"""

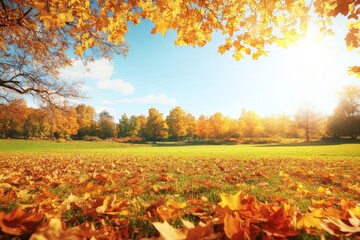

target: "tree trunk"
[306,129,310,142]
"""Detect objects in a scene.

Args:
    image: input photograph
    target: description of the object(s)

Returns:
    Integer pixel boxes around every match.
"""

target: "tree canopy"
[1,0,359,104]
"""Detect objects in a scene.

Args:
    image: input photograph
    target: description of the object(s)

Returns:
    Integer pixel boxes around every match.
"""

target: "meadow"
[0,139,360,239]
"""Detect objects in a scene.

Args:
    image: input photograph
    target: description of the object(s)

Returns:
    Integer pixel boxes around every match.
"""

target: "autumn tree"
[146,108,168,143]
[225,118,241,138]
[23,108,51,138]
[75,104,96,138]
[295,104,323,142]
[2,0,360,108]
[136,115,148,139]
[329,85,360,139]
[116,114,141,138]
[118,113,131,138]
[0,0,127,106]
[197,115,209,140]
[0,98,29,138]
[128,115,141,138]
[208,112,228,139]
[261,115,294,138]
[166,106,188,140]
[185,113,197,139]
[44,106,79,139]
[97,111,115,139]
[238,109,263,138]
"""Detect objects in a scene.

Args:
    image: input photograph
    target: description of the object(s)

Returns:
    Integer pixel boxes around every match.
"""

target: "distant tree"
[261,115,294,138]
[45,106,79,139]
[75,104,96,138]
[23,108,50,138]
[208,112,227,139]
[197,115,209,139]
[295,104,323,142]
[129,115,141,138]
[329,85,360,139]
[185,113,197,139]
[146,108,168,143]
[238,109,263,138]
[118,113,131,138]
[166,106,188,140]
[0,98,29,138]
[97,111,115,139]
[136,115,148,139]
[225,118,241,138]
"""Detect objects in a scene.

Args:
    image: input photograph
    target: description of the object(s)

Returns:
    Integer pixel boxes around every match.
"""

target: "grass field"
[0,139,360,239]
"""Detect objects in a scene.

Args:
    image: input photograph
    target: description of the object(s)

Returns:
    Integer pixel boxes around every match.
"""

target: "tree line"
[0,85,359,142]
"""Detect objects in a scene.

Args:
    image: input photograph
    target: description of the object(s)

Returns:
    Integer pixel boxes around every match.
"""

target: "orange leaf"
[224,212,250,239]
[0,207,43,236]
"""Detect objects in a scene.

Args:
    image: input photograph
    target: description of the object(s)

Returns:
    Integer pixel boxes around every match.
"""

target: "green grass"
[1,139,360,160]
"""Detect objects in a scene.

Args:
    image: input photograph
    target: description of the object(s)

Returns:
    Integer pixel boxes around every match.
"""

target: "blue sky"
[59,16,359,120]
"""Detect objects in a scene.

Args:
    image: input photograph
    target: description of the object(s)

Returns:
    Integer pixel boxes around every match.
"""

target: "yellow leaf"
[151,20,168,36]
[75,45,83,57]
[349,206,360,218]
[218,191,246,211]
[296,209,323,232]
[167,199,186,209]
[59,13,74,23]
[233,52,243,61]
[218,45,227,54]
[175,38,187,46]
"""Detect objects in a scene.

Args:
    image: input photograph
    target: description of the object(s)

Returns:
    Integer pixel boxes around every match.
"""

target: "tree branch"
[17,8,32,26]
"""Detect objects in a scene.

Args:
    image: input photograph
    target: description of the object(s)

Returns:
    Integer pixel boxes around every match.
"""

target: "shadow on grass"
[148,139,360,147]
[150,141,238,147]
[256,139,360,147]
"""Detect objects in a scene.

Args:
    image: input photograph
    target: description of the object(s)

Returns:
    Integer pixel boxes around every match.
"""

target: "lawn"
[0,140,360,239]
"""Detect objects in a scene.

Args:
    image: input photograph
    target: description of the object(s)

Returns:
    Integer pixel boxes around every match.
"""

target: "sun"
[283,30,340,113]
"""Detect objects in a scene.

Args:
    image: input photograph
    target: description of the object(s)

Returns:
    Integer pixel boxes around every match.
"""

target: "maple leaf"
[218,191,244,211]
[218,45,228,54]
[75,45,84,57]
[296,208,323,234]
[157,199,186,221]
[262,205,299,237]
[0,207,43,236]
[224,212,251,239]
[151,20,169,36]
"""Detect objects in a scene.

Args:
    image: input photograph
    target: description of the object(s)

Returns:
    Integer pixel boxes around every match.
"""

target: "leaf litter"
[0,153,360,239]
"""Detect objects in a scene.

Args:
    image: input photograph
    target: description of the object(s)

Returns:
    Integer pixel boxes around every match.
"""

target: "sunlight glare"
[284,29,339,114]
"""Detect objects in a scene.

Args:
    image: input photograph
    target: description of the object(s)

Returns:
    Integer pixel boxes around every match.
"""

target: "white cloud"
[103,94,177,106]
[60,59,134,95]
[97,78,134,94]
